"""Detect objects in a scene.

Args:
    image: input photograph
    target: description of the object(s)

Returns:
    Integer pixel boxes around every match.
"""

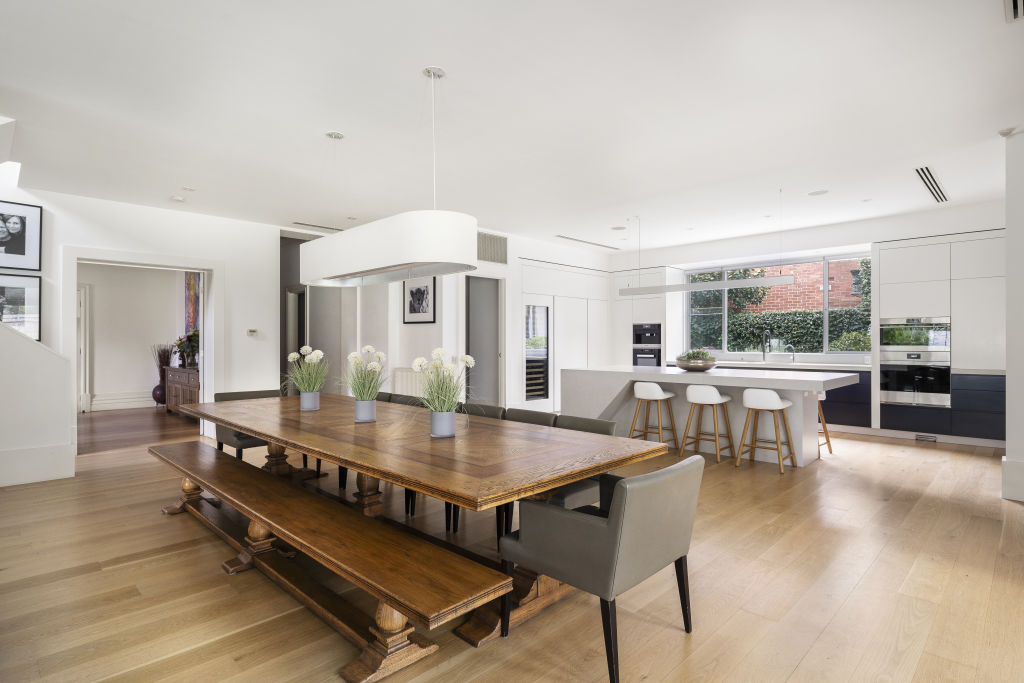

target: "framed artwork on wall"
[403,276,436,324]
[0,273,41,341]
[0,200,42,271]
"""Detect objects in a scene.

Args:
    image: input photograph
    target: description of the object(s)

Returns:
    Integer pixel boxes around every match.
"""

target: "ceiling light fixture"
[619,275,796,297]
[325,131,345,140]
[808,189,829,196]
[181,186,196,192]
[611,225,627,231]
[170,195,185,202]
[301,67,477,287]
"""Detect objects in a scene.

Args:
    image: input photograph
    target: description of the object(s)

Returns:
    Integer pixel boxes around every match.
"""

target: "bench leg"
[262,442,294,476]
[340,601,438,683]
[222,519,276,575]
[161,477,203,515]
[354,473,383,517]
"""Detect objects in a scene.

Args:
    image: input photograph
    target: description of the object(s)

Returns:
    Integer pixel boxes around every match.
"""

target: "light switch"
[246,328,258,337]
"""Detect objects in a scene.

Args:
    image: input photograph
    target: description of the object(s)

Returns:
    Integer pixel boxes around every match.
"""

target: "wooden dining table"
[179,393,669,645]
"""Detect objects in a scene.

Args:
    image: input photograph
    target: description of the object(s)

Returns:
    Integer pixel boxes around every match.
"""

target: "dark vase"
[152,383,166,404]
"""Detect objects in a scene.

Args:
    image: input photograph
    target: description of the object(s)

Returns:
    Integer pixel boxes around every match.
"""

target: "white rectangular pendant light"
[618,274,795,297]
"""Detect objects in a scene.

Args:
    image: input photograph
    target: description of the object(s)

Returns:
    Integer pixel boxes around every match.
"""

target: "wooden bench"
[150,441,512,682]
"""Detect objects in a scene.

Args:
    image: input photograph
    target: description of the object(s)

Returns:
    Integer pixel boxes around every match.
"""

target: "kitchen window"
[685,255,871,354]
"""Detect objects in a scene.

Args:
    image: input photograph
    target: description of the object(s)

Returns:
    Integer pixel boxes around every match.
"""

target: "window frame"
[683,253,870,356]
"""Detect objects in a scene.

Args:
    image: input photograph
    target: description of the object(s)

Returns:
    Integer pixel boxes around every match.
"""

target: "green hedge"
[691,308,870,353]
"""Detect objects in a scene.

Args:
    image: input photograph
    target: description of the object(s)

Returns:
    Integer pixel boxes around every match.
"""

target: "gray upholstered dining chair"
[213,390,280,460]
[389,393,423,407]
[499,455,705,683]
[546,415,618,509]
[375,391,392,403]
[504,407,557,427]
[442,402,507,532]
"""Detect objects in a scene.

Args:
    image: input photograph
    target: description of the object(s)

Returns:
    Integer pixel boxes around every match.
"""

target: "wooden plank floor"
[77,406,199,455]
[2,410,1021,681]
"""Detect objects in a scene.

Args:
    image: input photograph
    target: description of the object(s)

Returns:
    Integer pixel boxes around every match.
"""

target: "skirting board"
[1002,457,1024,502]
[88,392,157,412]
[827,423,1005,449]
[0,442,76,487]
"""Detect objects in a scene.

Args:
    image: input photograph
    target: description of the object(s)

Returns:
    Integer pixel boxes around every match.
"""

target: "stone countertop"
[706,360,872,372]
[570,365,860,392]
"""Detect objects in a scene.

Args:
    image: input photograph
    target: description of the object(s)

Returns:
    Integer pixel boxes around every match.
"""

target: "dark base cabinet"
[951,374,1005,440]
[881,404,952,435]
[821,371,871,428]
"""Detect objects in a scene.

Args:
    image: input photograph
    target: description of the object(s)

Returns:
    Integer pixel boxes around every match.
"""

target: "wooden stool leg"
[735,409,752,467]
[340,601,438,682]
[682,404,696,455]
[711,402,722,463]
[629,399,642,438]
[665,397,680,450]
[721,402,736,458]
[644,400,652,439]
[818,401,833,455]
[750,411,761,462]
[772,411,785,475]
[656,400,664,443]
[781,409,796,468]
[696,405,705,452]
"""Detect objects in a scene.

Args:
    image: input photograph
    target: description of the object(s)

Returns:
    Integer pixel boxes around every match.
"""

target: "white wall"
[1003,134,1024,501]
[78,263,180,410]
[0,176,281,486]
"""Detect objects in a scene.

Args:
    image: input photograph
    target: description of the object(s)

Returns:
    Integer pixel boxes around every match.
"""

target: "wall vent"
[1006,0,1023,22]
[477,232,508,264]
[291,221,343,232]
[555,235,621,250]
[914,167,948,203]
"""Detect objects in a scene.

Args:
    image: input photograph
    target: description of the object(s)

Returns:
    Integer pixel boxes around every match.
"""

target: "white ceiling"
[0,1,1021,250]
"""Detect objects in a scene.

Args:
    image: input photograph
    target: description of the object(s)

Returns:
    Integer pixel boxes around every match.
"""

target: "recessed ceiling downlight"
[808,189,829,196]
[325,131,345,140]
[170,195,186,202]
[611,226,627,231]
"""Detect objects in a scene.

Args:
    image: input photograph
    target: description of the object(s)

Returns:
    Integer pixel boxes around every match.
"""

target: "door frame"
[464,274,505,406]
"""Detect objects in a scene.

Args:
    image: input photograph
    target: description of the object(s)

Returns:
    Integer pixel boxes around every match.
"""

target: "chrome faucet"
[762,329,771,362]
[784,344,795,363]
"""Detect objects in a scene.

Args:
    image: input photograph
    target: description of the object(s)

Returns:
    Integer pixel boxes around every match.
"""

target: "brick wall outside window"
[740,259,863,313]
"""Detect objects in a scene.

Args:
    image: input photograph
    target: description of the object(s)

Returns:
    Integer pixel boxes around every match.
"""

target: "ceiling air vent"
[914,167,948,203]
[1006,0,1023,22]
[477,232,508,264]
[556,235,621,250]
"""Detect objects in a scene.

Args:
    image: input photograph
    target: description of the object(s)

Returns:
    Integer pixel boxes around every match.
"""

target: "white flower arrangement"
[285,346,328,393]
[411,349,475,413]
[345,346,387,401]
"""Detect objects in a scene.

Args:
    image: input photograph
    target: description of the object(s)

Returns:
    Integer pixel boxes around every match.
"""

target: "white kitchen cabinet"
[879,281,950,319]
[951,276,1005,370]
[879,243,950,284]
[630,296,665,324]
[951,238,1006,279]
[553,296,589,411]
[587,299,610,369]
[613,270,665,298]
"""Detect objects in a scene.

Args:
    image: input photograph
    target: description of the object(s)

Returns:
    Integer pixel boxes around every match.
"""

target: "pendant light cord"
[430,71,437,210]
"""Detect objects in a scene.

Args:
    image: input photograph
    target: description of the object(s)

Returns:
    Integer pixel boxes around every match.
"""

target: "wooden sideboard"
[165,366,199,415]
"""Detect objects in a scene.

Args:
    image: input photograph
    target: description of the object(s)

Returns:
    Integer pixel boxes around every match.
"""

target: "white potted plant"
[411,348,475,438]
[285,345,328,411]
[346,345,387,422]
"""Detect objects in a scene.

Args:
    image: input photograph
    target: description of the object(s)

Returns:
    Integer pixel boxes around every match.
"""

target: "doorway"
[466,275,503,405]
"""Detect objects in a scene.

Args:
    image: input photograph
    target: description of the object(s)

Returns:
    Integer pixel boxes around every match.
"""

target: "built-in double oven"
[879,317,951,407]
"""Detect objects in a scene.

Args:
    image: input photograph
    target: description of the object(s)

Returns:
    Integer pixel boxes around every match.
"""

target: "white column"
[1003,131,1024,500]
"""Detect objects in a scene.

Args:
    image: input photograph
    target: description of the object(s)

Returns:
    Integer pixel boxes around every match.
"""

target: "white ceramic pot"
[300,392,320,411]
[430,411,456,438]
[354,399,376,423]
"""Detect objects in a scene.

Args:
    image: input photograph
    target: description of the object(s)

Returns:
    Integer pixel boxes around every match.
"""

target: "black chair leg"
[315,458,322,476]
[235,447,242,460]
[338,466,348,489]
[675,556,692,633]
[216,441,223,451]
[600,599,619,683]
[445,502,453,531]
[500,559,514,637]
[405,489,416,516]
[453,505,461,533]
[495,506,505,546]
[302,454,308,468]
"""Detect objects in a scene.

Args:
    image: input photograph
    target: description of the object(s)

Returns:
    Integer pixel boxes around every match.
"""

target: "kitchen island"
[561,366,860,467]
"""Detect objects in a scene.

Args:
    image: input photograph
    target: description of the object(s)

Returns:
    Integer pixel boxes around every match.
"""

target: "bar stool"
[736,388,796,475]
[817,392,832,457]
[628,382,680,449]
[681,385,735,462]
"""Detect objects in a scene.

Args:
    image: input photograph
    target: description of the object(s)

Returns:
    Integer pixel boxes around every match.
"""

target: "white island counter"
[561,366,860,467]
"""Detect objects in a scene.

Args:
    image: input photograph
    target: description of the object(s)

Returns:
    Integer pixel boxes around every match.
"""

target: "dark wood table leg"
[354,473,383,517]
[261,442,321,480]
[161,476,203,515]
[340,601,438,682]
[222,519,276,574]
[455,566,575,647]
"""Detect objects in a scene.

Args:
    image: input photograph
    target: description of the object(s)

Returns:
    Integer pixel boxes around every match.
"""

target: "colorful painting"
[184,271,200,333]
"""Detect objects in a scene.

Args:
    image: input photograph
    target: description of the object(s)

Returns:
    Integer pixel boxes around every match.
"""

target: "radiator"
[391,367,422,396]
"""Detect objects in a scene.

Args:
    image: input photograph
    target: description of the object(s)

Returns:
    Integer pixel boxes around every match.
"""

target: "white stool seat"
[634,381,675,401]
[743,388,792,411]
[818,391,827,401]
[686,384,731,406]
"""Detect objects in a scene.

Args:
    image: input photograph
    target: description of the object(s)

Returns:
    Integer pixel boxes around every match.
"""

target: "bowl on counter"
[675,357,717,372]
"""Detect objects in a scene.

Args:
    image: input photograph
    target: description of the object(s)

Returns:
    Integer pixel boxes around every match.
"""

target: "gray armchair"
[213,390,280,460]
[547,415,618,509]
[504,407,557,426]
[499,455,704,683]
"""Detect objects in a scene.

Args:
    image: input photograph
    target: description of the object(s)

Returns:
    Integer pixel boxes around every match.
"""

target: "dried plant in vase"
[411,348,475,437]
[345,345,387,422]
[285,345,329,411]
[151,343,175,404]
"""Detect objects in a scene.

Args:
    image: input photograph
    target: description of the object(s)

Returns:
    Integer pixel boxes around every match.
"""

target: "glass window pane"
[828,257,872,352]
[727,262,824,353]
[687,271,722,350]
[524,305,549,400]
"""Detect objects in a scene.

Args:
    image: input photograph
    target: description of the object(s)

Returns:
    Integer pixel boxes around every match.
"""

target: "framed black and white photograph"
[0,200,42,271]
[0,274,41,341]
[403,276,436,324]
